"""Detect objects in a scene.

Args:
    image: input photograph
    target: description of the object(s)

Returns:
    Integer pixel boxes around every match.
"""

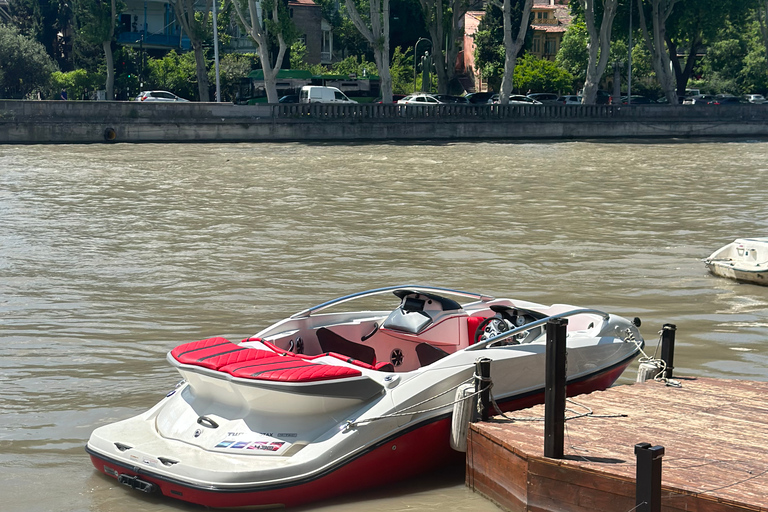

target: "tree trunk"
[193,41,211,102]
[103,0,116,100]
[580,0,617,105]
[498,0,533,104]
[232,0,288,103]
[172,0,213,101]
[345,0,393,102]
[636,0,678,104]
[666,33,699,97]
[103,40,114,100]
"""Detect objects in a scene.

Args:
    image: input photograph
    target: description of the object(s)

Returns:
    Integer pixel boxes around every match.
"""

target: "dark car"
[464,92,496,104]
[710,95,748,105]
[278,94,300,103]
[527,92,559,105]
[432,94,469,104]
[595,89,612,105]
[682,94,717,105]
[620,95,657,105]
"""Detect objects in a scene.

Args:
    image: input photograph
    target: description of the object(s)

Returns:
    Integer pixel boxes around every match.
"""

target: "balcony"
[117,31,190,51]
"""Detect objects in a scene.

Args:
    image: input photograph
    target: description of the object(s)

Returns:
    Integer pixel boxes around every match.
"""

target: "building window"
[532,37,541,53]
[545,38,557,55]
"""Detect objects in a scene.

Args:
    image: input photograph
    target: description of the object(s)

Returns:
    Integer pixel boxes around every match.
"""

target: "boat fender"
[450,383,477,452]
[104,127,117,142]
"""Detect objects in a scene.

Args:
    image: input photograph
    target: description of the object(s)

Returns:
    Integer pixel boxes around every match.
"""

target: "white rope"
[342,375,480,430]
[632,329,681,388]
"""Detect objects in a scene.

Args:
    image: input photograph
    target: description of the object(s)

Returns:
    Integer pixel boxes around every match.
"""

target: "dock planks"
[466,377,768,512]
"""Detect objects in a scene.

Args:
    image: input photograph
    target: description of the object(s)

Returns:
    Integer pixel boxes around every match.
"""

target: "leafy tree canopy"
[0,24,58,98]
[513,53,573,94]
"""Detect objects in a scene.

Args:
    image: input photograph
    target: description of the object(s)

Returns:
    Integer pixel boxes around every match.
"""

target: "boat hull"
[86,357,633,509]
[705,238,768,286]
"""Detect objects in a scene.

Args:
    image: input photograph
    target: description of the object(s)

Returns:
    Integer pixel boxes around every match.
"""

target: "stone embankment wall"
[1,100,767,144]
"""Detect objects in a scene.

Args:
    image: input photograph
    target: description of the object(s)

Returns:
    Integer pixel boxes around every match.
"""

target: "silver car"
[135,90,190,102]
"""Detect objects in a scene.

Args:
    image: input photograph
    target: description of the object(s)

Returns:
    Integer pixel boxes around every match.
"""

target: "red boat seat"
[171,337,276,370]
[221,357,362,382]
[467,315,489,345]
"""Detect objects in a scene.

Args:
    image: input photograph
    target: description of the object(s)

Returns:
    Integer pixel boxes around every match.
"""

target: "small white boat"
[86,285,644,509]
[704,238,768,285]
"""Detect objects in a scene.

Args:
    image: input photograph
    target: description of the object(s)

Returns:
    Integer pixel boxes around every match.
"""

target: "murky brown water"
[2,140,768,512]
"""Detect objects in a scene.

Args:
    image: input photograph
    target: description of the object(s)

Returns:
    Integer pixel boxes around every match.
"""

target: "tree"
[473,0,533,96]
[232,0,297,103]
[345,0,394,103]
[664,0,744,98]
[513,53,574,93]
[556,20,588,87]
[495,0,533,104]
[8,0,73,70]
[635,0,679,103]
[73,0,119,99]
[172,0,214,101]
[579,0,618,104]
[419,0,468,94]
[0,24,58,98]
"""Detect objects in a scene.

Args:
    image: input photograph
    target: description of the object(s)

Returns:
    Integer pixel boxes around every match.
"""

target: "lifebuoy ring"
[104,127,117,141]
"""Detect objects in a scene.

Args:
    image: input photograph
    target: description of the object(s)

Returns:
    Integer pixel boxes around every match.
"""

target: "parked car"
[373,94,407,103]
[657,95,686,104]
[396,93,444,105]
[595,89,612,104]
[682,94,717,105]
[743,94,766,104]
[432,94,469,104]
[493,95,542,105]
[619,95,657,105]
[278,94,299,103]
[464,92,496,104]
[526,92,560,105]
[135,90,189,102]
[299,86,357,104]
[557,95,582,105]
[710,95,748,105]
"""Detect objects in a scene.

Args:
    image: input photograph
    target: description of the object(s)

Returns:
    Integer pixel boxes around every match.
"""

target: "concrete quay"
[465,377,768,512]
[2,100,768,144]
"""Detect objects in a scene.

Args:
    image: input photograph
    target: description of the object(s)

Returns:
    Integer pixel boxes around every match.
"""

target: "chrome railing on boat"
[465,308,612,351]
[290,285,494,319]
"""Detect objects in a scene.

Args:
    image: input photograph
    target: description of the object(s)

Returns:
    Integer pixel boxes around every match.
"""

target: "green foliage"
[8,0,73,70]
[145,50,199,100]
[696,19,768,95]
[0,24,58,98]
[214,52,260,101]
[513,53,573,94]
[48,69,104,99]
[555,21,587,84]
[330,55,379,77]
[389,46,415,94]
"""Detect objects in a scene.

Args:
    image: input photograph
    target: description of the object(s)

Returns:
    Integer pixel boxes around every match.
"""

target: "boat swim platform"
[466,377,768,512]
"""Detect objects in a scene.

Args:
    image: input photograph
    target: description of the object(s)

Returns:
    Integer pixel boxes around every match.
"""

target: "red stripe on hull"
[88,359,632,508]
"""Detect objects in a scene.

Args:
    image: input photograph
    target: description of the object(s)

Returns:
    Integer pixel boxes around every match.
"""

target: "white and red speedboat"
[86,285,644,509]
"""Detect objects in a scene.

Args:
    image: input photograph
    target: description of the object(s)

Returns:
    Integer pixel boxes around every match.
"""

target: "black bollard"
[544,317,568,459]
[660,324,677,380]
[634,443,665,512]
[474,358,492,421]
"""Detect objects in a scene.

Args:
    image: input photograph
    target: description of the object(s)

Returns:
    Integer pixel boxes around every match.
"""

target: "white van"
[299,86,357,104]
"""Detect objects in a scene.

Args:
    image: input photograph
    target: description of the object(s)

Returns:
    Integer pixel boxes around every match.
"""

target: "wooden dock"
[466,377,768,512]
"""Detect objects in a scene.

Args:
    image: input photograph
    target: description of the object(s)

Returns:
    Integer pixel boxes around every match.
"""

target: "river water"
[2,140,768,512]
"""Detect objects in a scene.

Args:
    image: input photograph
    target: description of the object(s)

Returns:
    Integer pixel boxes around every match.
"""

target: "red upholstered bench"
[220,357,362,382]
[171,337,276,370]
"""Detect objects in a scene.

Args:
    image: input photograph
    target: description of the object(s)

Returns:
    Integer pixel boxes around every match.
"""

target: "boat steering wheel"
[474,316,518,346]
